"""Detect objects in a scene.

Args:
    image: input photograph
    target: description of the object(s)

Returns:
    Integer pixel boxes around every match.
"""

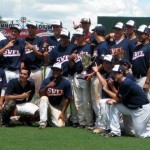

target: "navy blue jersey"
[45,35,60,53]
[0,68,7,93]
[109,38,132,61]
[0,38,25,70]
[22,37,44,70]
[132,43,150,77]
[40,76,72,106]
[117,78,149,109]
[5,78,35,104]
[94,41,109,65]
[126,72,136,82]
[49,43,75,76]
[71,43,93,74]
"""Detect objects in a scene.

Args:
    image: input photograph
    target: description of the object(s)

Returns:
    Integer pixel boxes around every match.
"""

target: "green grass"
[0,126,150,150]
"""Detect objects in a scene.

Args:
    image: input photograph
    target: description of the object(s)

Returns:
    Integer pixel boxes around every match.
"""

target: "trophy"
[77,53,91,79]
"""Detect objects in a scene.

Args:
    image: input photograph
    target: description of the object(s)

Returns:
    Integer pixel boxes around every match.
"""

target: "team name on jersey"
[132,51,144,60]
[110,48,124,55]
[3,49,21,57]
[25,45,39,54]
[47,88,64,96]
[48,46,55,52]
[56,55,69,63]
[74,54,82,63]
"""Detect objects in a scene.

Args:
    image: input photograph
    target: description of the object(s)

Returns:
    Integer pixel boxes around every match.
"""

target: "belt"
[134,74,146,79]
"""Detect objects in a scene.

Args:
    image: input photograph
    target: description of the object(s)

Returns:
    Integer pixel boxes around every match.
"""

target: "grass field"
[0,126,150,150]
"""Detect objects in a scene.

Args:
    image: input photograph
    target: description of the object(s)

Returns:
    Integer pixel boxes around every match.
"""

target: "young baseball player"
[69,28,93,128]
[38,63,72,128]
[0,24,25,82]
[1,66,39,127]
[102,64,150,138]
[43,20,62,78]
[132,25,150,102]
[21,21,44,101]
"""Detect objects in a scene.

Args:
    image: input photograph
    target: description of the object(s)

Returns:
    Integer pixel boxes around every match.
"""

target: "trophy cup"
[78,53,91,79]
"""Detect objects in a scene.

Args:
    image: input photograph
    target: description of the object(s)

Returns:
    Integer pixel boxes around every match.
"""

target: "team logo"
[47,88,64,96]
[3,49,21,57]
[132,51,144,60]
[56,55,69,63]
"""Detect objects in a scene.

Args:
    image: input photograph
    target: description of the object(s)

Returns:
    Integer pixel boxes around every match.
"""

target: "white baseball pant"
[73,73,93,126]
[39,96,65,127]
[110,103,150,138]
[91,76,102,127]
[16,102,39,115]
[5,70,19,83]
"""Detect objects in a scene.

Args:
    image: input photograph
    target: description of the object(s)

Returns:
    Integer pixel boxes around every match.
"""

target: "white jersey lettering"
[132,51,144,60]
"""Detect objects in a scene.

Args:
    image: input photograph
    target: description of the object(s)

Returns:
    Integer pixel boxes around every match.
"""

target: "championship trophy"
[78,53,91,79]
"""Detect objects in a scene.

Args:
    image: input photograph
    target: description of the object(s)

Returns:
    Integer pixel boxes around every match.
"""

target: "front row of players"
[1,55,150,138]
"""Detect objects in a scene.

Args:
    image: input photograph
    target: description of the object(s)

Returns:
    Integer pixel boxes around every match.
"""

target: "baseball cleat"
[92,128,104,134]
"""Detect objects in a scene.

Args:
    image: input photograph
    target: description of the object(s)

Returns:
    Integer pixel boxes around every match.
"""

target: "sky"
[0,0,150,34]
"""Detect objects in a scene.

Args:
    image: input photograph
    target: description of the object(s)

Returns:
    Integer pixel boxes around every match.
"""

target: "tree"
[0,16,6,23]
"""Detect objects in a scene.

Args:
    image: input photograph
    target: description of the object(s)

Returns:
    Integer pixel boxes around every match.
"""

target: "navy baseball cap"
[51,20,62,27]
[10,24,21,32]
[136,25,149,34]
[60,29,70,37]
[51,63,63,71]
[80,18,91,24]
[92,25,105,35]
[118,59,131,68]
[26,21,37,28]
[113,22,125,30]
[112,64,125,73]
[103,54,115,63]
[73,28,84,36]
[126,20,136,28]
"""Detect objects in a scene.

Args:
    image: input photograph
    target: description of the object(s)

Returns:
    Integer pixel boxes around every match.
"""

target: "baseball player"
[38,63,72,128]
[102,64,150,138]
[109,22,133,62]
[0,68,7,122]
[69,28,93,128]
[86,25,110,131]
[45,28,78,127]
[1,66,39,127]
[132,25,150,101]
[43,20,62,78]
[125,20,138,51]
[21,21,44,101]
[0,24,25,82]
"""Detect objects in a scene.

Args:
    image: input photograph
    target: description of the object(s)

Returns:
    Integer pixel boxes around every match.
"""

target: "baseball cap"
[103,54,114,63]
[60,29,70,37]
[92,25,105,35]
[51,63,62,71]
[136,24,149,34]
[112,64,125,73]
[26,21,37,28]
[73,28,84,35]
[126,20,136,28]
[51,20,62,27]
[113,22,125,30]
[118,59,131,68]
[10,24,21,32]
[80,18,91,24]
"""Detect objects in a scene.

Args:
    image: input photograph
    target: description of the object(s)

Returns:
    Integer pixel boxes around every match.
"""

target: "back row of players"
[0,18,150,137]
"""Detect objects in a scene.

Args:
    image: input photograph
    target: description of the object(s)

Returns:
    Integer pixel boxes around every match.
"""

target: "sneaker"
[77,125,85,129]
[92,128,104,134]
[39,122,47,129]
[72,123,79,128]
[105,132,120,137]
[86,126,96,130]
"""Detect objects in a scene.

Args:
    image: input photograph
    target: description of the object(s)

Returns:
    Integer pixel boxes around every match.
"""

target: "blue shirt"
[22,37,44,70]
[0,38,25,70]
[117,78,149,109]
[5,78,35,104]
[40,76,72,106]
[132,43,150,77]
[0,68,7,93]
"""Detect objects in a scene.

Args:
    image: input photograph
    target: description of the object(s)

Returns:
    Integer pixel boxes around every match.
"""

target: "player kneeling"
[38,63,72,129]
[1,67,39,127]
